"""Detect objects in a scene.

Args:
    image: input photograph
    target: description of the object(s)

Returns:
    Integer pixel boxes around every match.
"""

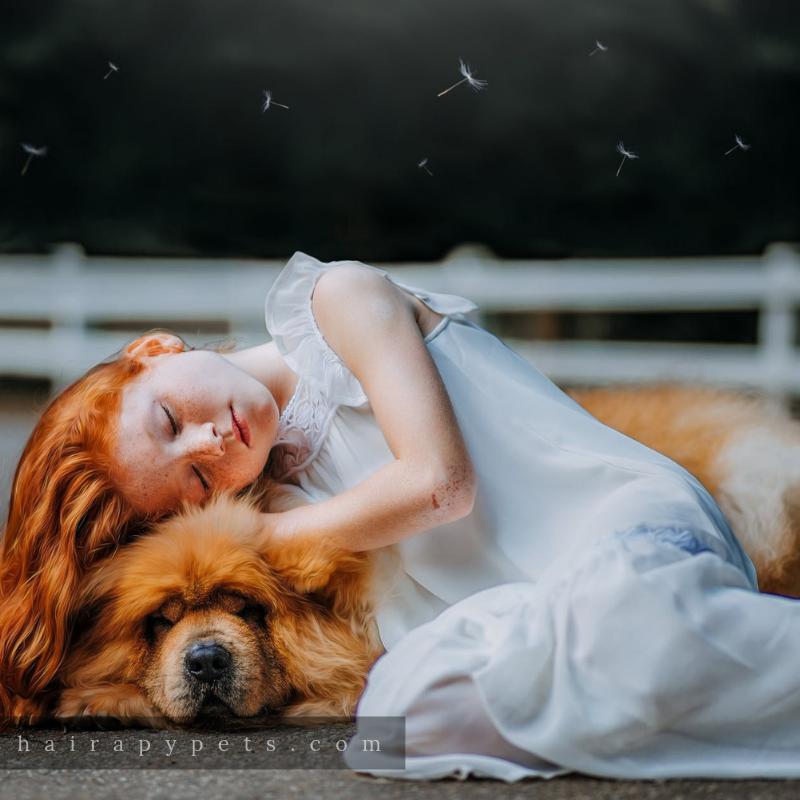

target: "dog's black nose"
[185,642,232,683]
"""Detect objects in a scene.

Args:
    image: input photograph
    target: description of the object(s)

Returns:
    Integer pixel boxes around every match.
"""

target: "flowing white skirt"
[347,525,800,781]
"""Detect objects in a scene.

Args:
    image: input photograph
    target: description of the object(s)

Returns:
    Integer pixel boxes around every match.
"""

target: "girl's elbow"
[465,470,479,517]
[427,463,477,523]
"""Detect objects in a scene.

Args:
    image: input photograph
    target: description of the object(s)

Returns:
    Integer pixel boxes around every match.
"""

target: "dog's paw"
[10,694,52,726]
[283,693,359,720]
[56,686,163,728]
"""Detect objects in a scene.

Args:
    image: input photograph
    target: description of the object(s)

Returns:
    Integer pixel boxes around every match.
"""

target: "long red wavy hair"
[0,334,183,719]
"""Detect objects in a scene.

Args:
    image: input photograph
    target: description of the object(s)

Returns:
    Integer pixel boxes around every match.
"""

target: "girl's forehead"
[147,348,225,379]
[126,351,195,390]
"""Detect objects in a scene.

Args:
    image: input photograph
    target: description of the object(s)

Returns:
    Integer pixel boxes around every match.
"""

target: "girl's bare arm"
[263,263,477,553]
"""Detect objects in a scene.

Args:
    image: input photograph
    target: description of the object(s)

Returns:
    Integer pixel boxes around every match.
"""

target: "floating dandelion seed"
[20,143,48,176]
[437,59,488,97]
[103,61,118,80]
[725,134,750,155]
[417,158,433,176]
[261,90,289,112]
[615,142,639,177]
[590,40,609,56]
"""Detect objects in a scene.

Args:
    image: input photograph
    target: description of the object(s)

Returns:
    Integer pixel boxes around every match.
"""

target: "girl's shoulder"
[265,252,478,406]
[265,253,370,407]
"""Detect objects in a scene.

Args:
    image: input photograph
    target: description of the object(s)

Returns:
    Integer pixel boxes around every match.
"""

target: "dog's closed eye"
[234,603,270,628]
[218,593,247,616]
[144,613,175,642]
[217,592,269,625]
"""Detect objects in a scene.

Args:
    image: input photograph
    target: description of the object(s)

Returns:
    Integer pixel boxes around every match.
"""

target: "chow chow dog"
[55,489,382,725]
[52,385,800,726]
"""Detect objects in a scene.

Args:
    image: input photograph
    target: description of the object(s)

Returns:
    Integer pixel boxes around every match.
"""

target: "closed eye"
[235,603,269,626]
[192,465,210,492]
[162,403,209,493]
[162,403,178,435]
[145,613,174,641]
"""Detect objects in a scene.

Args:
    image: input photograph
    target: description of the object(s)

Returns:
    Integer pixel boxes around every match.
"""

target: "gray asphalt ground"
[2,770,800,800]
[2,720,800,799]
[3,396,800,798]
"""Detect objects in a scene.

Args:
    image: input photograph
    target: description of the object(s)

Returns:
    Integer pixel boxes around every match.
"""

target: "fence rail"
[1,242,799,395]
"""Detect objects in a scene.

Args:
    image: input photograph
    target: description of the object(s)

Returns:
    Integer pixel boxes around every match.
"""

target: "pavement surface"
[2,765,800,800]
[3,395,800,798]
[3,720,800,800]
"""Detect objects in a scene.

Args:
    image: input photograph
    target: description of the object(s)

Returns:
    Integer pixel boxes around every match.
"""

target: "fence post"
[759,243,800,400]
[49,243,87,391]
[441,244,492,328]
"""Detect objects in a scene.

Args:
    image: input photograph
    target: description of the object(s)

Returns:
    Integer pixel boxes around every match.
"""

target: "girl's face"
[114,349,279,515]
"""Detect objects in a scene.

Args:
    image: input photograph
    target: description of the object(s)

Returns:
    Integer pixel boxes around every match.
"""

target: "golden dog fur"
[57,494,381,724]
[51,385,800,725]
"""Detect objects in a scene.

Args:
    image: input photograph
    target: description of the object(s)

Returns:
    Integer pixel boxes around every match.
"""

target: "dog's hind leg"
[570,386,800,597]
[712,420,800,597]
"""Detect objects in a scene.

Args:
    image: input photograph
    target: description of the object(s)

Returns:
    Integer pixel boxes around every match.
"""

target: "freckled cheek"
[216,452,265,492]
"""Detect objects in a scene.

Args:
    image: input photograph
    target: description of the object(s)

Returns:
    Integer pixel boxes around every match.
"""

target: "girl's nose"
[187,422,224,457]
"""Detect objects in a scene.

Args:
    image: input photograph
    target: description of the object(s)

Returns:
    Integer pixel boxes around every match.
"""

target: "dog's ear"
[260,533,341,594]
[245,479,369,594]
[245,479,333,592]
[261,529,374,597]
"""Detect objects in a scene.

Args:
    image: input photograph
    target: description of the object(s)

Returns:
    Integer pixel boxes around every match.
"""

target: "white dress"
[266,253,800,782]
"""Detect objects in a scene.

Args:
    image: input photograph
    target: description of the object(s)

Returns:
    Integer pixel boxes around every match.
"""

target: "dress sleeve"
[265,252,479,407]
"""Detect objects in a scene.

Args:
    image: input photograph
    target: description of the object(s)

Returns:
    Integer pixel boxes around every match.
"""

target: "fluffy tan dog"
[57,493,382,724]
[54,385,800,725]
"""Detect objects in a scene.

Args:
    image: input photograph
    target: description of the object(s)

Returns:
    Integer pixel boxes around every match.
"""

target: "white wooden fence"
[1,242,799,395]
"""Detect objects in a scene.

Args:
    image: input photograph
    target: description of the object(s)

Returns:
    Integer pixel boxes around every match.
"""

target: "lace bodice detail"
[266,377,340,481]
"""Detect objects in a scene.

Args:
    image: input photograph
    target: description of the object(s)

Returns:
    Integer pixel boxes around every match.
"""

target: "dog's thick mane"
[80,498,289,629]
[63,493,384,720]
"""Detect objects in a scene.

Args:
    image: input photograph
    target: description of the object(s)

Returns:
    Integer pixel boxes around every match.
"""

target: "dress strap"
[265,252,478,407]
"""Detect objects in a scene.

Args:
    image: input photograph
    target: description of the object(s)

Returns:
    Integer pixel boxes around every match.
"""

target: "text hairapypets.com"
[15,735,383,758]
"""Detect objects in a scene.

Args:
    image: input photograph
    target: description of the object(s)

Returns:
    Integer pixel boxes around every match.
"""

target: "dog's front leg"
[56,684,164,728]
[10,693,54,726]
[283,688,364,719]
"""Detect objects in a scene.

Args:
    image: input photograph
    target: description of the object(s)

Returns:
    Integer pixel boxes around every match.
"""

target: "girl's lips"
[231,406,251,447]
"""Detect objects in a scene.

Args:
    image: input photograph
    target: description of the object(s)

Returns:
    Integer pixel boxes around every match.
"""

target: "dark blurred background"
[1,0,798,262]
